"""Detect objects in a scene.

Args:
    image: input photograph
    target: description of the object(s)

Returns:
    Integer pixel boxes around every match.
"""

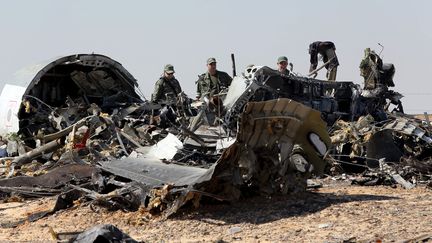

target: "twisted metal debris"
[0,53,431,227]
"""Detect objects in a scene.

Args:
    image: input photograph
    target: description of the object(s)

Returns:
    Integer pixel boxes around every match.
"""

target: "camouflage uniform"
[360,48,396,98]
[196,69,232,99]
[151,77,182,103]
[151,64,182,103]
[359,48,381,90]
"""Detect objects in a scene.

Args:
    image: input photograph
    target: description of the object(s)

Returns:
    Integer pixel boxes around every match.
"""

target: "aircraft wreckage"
[0,53,431,222]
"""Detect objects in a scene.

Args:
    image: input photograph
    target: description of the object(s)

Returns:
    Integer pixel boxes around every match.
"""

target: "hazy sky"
[1,0,431,113]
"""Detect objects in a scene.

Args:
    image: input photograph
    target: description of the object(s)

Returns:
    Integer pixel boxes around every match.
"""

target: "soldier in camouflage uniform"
[359,47,396,98]
[195,57,232,100]
[151,64,182,103]
[359,47,400,118]
[360,48,382,91]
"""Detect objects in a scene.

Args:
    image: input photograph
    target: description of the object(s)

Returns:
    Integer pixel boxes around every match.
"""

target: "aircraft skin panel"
[0,84,26,135]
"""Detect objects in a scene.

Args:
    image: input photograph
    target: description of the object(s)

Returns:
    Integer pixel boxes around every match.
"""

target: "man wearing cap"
[151,64,182,103]
[277,56,291,75]
[308,41,339,81]
[196,57,232,99]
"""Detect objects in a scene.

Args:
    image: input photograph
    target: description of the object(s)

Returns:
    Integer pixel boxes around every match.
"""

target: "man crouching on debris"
[195,57,232,100]
[309,41,339,80]
[151,64,182,104]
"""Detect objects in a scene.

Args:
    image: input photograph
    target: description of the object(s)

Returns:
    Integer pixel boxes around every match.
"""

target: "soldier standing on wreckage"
[276,56,292,75]
[309,41,339,80]
[359,47,395,98]
[195,57,232,100]
[151,64,182,103]
[359,47,401,119]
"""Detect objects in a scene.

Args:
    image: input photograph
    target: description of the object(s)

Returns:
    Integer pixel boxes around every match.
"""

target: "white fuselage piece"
[0,84,26,135]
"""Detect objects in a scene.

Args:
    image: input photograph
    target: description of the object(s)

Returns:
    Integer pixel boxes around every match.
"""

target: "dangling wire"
[23,95,55,111]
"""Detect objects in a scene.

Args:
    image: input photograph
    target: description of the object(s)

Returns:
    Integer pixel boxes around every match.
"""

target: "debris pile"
[1,53,431,226]
[328,114,432,188]
[0,54,332,222]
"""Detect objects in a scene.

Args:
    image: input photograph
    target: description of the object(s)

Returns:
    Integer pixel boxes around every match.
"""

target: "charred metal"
[0,53,431,225]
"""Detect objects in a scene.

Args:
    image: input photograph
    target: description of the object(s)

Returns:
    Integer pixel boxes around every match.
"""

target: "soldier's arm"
[322,54,329,64]
[195,76,202,99]
[309,43,318,72]
[151,79,163,102]
[220,72,233,88]
[174,79,182,94]
[309,52,318,72]
[359,59,368,69]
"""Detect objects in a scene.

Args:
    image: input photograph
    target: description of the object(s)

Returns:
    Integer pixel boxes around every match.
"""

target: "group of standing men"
[151,57,232,103]
[151,40,393,103]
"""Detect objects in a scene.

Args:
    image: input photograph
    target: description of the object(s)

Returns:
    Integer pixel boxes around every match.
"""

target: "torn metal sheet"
[216,137,236,151]
[146,133,183,160]
[366,129,403,163]
[223,76,257,109]
[391,174,415,189]
[0,164,98,189]
[71,224,138,243]
[183,125,228,149]
[100,98,330,217]
[383,118,432,144]
[101,158,209,187]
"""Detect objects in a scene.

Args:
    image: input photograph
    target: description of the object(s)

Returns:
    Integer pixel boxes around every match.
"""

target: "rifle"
[308,56,335,77]
[231,53,237,77]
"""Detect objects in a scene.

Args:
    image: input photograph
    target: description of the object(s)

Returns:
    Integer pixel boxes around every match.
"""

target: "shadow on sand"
[175,190,399,225]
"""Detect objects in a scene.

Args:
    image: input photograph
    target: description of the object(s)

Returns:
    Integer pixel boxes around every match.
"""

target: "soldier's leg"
[325,66,337,96]
[327,66,337,81]
[324,48,337,81]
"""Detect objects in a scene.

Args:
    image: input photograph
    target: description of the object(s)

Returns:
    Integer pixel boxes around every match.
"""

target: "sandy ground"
[1,181,432,242]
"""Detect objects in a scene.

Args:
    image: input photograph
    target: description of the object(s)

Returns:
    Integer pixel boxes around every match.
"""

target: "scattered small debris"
[0,53,431,235]
[227,226,242,235]
[318,223,332,229]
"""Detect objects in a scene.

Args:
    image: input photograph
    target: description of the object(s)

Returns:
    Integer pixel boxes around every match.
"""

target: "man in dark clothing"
[196,57,232,99]
[309,41,339,81]
[151,64,182,103]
